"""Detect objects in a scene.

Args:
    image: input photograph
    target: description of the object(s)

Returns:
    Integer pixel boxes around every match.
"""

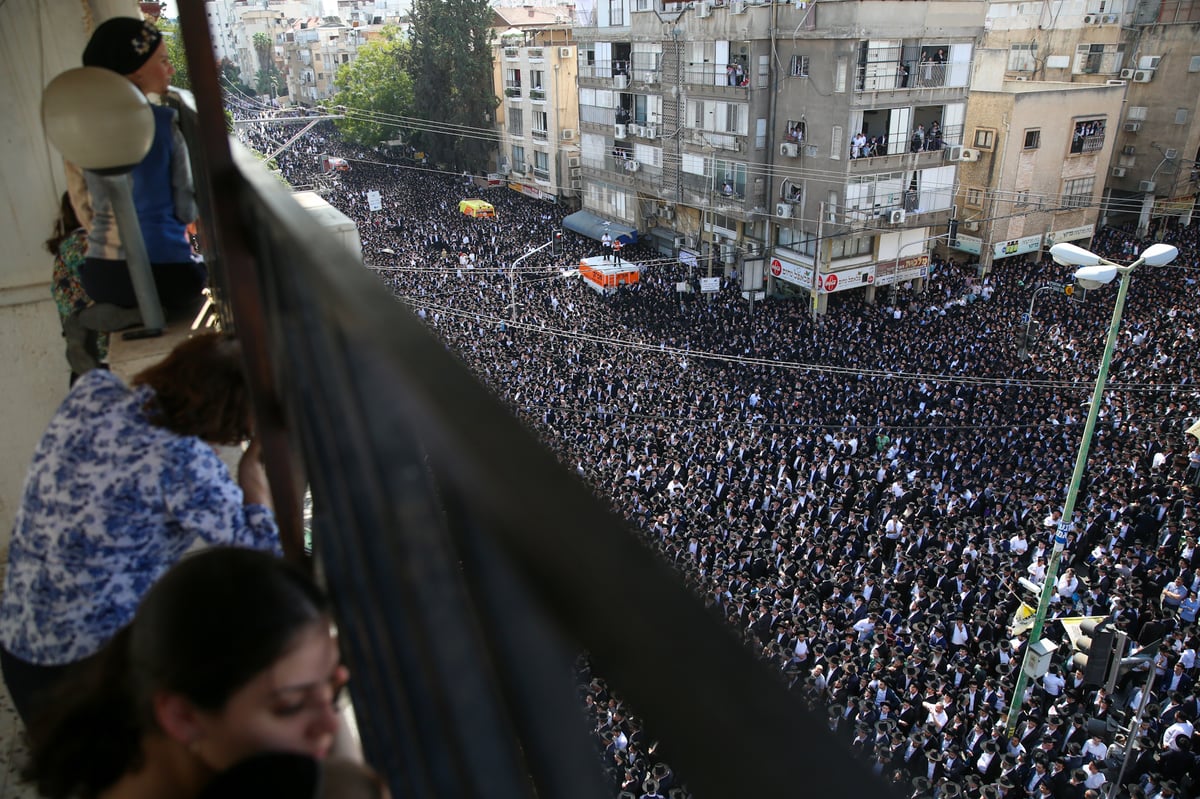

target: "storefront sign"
[874,254,929,287]
[769,255,814,289]
[951,235,982,255]
[1045,225,1094,246]
[993,234,1043,260]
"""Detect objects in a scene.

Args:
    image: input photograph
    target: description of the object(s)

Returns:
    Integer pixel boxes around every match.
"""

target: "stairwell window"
[1061,176,1095,209]
[1008,44,1037,72]
[1023,129,1040,149]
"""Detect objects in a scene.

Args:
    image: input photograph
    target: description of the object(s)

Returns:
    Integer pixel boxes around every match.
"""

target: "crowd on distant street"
[232,98,1200,799]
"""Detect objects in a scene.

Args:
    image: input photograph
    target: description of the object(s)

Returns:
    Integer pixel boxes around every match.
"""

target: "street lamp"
[1003,240,1178,735]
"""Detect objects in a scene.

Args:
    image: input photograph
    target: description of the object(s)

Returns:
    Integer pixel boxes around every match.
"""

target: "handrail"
[177,5,896,799]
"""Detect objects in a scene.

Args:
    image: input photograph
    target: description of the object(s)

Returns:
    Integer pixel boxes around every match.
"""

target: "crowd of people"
[235,103,1200,799]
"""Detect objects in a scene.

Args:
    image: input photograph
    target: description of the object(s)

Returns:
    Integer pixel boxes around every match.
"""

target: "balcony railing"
[528,47,544,60]
[504,85,522,97]
[684,64,751,88]
[530,88,546,102]
[504,46,519,58]
[855,60,967,92]
[532,129,548,141]
[532,167,551,181]
[177,7,897,799]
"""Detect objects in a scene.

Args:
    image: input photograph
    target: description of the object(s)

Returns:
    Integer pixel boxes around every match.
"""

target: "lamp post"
[1003,240,1179,736]
[508,238,555,323]
[887,235,943,305]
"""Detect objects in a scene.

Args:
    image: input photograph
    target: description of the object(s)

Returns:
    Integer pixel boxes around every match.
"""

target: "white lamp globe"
[42,67,154,174]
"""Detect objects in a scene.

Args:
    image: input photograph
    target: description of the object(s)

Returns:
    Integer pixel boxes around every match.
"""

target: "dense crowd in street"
[234,102,1200,799]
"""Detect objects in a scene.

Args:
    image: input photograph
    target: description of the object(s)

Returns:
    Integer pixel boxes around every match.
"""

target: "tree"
[252,31,273,82]
[219,58,254,100]
[329,28,414,149]
[159,21,190,91]
[408,0,498,171]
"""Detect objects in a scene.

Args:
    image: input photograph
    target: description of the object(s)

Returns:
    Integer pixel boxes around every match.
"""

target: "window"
[835,56,847,93]
[534,150,550,178]
[973,129,995,149]
[965,188,982,208]
[1023,129,1041,149]
[713,159,747,197]
[1190,55,1200,72]
[1009,44,1037,72]
[790,55,810,77]
[831,125,843,160]
[1127,106,1148,121]
[509,108,524,136]
[1073,43,1125,75]
[1061,176,1095,209]
[1069,119,1105,154]
[512,145,526,173]
[534,111,548,133]
[785,119,807,144]
[609,0,625,26]
[1176,109,1189,125]
[830,236,874,259]
[531,70,545,89]
[1015,190,1031,207]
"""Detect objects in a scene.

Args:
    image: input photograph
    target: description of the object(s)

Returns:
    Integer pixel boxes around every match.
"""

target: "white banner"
[367,190,382,211]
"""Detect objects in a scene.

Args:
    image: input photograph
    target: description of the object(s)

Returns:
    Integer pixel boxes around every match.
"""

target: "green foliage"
[329,29,414,148]
[408,0,498,171]
[159,21,190,91]
[219,58,254,99]
[256,67,286,97]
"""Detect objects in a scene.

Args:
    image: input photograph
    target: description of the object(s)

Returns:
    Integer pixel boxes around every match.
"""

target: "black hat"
[943,781,962,797]
[193,752,319,797]
[82,17,163,76]
[913,777,932,792]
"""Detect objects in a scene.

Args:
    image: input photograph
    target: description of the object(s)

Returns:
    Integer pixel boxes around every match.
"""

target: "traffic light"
[948,219,959,248]
[1065,618,1125,691]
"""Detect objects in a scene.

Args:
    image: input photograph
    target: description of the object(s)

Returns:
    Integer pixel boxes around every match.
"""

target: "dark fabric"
[79,257,206,311]
[0,645,91,726]
[196,752,320,799]
[82,17,162,75]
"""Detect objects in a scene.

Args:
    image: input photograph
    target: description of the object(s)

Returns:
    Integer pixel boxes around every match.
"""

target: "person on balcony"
[0,333,279,726]
[77,17,206,313]
[20,547,386,799]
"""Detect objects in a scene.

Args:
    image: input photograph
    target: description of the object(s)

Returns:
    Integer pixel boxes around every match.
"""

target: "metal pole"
[510,238,555,323]
[97,173,166,335]
[1004,260,1137,735]
[1112,663,1157,795]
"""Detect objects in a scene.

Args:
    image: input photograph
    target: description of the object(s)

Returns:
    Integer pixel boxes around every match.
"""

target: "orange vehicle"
[578,256,640,295]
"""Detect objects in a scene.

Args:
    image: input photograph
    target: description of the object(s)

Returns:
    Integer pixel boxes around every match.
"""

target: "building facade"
[492,8,580,204]
[570,0,985,311]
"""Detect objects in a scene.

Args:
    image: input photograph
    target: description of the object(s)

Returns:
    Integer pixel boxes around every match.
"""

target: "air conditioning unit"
[1122,145,1137,155]
[559,47,572,58]
[889,209,906,224]
[643,71,659,84]
[959,148,981,162]
[1139,179,1156,192]
[1133,70,1154,82]
[732,0,747,11]
[945,144,964,162]
[1082,14,1097,23]
[571,178,582,189]
[1119,68,1136,79]
[560,129,576,141]
[614,73,629,89]
[662,206,674,220]
[684,235,697,248]
[568,155,581,167]
[1102,13,1119,22]
[698,0,712,16]
[644,125,657,139]
[776,202,793,218]
[626,160,641,172]
[1138,56,1162,70]
[1124,121,1141,132]
[614,123,627,139]
[780,142,800,157]
[1165,148,1180,160]
[1111,167,1127,177]
[964,221,980,232]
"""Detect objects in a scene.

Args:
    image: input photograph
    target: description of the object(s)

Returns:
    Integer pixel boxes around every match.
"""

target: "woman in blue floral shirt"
[0,333,280,724]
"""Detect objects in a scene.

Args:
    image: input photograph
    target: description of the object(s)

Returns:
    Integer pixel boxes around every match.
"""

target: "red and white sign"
[823,273,839,292]
[770,258,783,277]
[769,256,814,288]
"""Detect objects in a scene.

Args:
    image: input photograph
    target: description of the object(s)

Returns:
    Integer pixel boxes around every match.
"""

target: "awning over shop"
[562,211,638,245]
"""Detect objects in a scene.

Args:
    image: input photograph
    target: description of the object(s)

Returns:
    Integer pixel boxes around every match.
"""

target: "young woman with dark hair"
[22,547,360,799]
[0,332,279,725]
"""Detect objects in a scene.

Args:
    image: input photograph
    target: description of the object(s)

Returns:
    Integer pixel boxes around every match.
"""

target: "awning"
[562,211,638,245]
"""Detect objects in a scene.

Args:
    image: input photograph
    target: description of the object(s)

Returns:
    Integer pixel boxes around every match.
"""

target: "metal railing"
[178,6,894,799]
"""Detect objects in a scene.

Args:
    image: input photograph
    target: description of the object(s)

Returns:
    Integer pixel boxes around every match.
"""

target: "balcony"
[530,88,546,102]
[683,65,751,93]
[504,84,522,98]
[504,46,519,59]
[533,167,551,181]
[532,129,548,141]
[528,47,544,61]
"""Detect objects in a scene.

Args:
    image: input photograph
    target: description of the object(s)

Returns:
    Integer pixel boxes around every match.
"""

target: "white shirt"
[1163,718,1194,750]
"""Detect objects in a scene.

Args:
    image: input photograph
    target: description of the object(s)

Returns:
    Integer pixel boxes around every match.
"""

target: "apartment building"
[493,7,580,204]
[569,0,985,311]
[282,16,366,104]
